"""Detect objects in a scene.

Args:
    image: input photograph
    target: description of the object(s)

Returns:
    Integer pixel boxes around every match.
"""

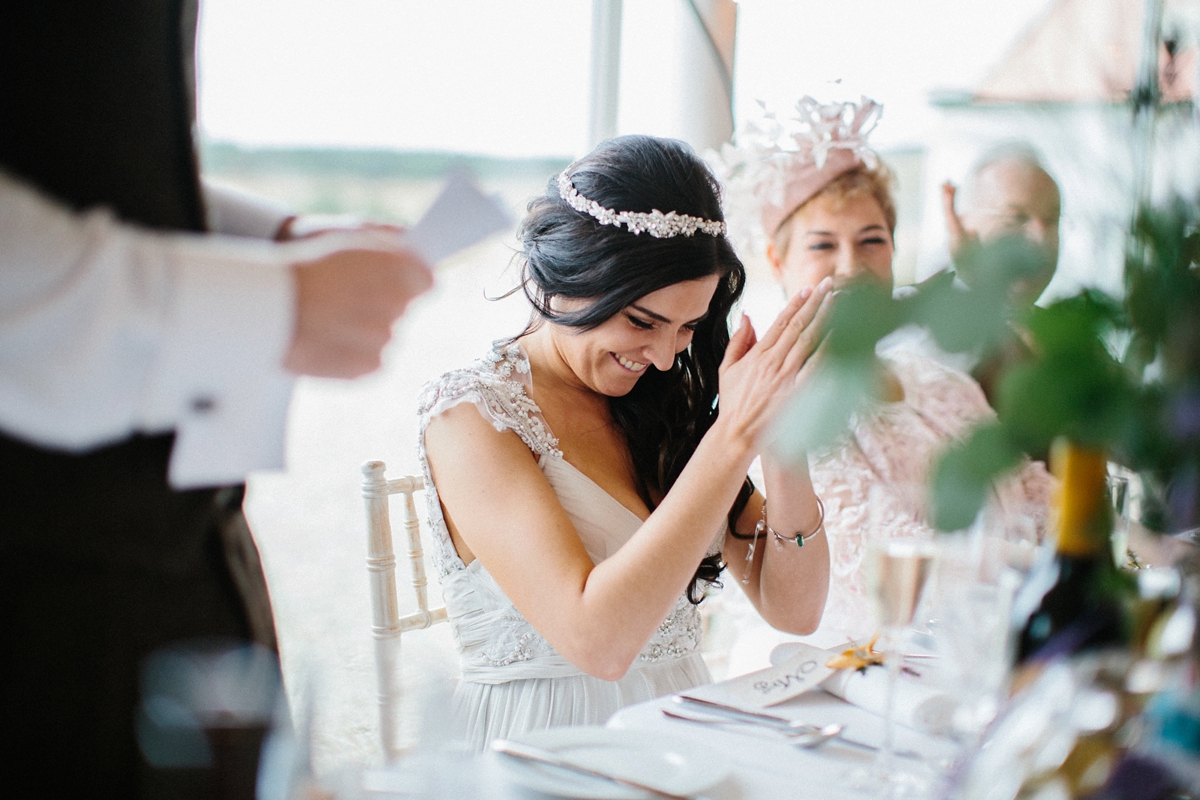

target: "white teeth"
[616,354,647,372]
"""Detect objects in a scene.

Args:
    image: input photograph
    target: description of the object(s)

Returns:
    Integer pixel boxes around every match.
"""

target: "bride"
[418,135,831,750]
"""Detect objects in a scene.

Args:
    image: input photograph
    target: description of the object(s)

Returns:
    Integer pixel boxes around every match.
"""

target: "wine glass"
[1106,474,1132,568]
[863,485,938,797]
[924,529,1021,740]
[868,534,940,791]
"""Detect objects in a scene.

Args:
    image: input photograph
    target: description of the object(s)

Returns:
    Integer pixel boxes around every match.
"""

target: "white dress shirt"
[0,170,296,488]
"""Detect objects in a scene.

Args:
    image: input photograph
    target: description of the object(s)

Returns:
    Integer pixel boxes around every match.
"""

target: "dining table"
[348,675,962,800]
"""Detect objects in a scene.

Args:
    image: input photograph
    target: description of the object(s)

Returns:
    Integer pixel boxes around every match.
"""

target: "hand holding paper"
[284,171,512,379]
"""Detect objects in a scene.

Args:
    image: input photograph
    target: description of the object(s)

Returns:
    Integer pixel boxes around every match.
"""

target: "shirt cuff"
[202,181,294,240]
[139,234,298,488]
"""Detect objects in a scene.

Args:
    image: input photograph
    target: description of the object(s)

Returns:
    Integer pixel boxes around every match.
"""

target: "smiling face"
[769,190,895,299]
[548,275,721,397]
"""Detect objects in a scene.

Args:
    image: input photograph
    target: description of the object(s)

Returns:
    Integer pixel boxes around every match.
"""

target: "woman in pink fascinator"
[713,96,1054,657]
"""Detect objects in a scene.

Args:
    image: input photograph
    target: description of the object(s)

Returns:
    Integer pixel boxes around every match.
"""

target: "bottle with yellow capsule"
[1013,440,1134,664]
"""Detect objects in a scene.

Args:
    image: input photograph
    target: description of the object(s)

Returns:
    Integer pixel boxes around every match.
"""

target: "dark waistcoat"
[0,1,206,231]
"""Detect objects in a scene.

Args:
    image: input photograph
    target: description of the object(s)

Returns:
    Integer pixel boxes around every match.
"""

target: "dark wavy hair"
[514,135,751,603]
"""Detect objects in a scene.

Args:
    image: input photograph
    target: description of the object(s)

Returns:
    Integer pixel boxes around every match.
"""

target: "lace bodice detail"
[416,342,706,680]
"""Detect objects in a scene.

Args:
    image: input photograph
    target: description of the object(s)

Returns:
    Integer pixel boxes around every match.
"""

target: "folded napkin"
[768,641,957,733]
[819,660,956,733]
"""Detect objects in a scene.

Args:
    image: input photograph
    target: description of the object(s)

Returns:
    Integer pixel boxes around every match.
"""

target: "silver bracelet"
[755,498,825,549]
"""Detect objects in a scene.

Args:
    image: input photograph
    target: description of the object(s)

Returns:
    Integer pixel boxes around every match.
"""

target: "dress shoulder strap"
[416,342,561,576]
[417,341,561,459]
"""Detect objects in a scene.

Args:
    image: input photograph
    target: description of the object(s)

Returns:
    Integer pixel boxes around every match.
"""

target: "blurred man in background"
[929,143,1063,405]
[943,141,1062,309]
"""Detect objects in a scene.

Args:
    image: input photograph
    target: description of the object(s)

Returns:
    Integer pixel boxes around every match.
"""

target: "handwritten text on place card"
[716,642,835,708]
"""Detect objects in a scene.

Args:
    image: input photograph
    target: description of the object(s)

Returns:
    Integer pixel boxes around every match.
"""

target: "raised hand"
[942,181,980,264]
[716,277,834,450]
[284,246,433,378]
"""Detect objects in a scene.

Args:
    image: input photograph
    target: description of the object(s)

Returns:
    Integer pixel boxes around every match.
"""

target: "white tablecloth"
[602,688,959,800]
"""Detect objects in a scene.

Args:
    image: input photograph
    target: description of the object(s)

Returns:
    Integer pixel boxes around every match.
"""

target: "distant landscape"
[201,141,573,224]
[200,141,926,283]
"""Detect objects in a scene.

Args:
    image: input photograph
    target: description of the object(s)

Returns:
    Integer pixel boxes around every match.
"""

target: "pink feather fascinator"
[712,95,883,245]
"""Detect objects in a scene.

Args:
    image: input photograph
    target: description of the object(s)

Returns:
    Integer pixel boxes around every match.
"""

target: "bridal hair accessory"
[710,95,882,241]
[556,170,727,238]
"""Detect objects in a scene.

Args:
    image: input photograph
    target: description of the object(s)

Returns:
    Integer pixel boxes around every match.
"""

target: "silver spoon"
[662,708,927,759]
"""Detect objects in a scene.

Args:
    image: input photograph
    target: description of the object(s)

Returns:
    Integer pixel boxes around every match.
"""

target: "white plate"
[496,725,731,799]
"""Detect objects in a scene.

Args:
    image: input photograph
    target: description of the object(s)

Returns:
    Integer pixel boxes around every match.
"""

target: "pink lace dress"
[726,349,1054,662]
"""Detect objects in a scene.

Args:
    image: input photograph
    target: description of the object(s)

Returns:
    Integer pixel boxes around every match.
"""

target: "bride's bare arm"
[424,280,833,680]
[723,464,830,635]
[425,401,751,680]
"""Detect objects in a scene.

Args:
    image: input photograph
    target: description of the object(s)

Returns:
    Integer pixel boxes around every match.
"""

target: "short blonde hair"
[771,163,897,259]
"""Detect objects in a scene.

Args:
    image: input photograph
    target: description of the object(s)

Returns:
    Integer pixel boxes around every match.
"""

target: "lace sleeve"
[418,342,560,458]
[415,343,562,575]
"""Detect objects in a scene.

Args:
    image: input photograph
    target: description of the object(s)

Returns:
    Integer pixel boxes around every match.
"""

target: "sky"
[197,0,1055,157]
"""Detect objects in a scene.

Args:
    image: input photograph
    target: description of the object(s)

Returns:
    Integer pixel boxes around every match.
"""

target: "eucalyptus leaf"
[931,423,1022,531]
[769,359,876,466]
[824,280,901,358]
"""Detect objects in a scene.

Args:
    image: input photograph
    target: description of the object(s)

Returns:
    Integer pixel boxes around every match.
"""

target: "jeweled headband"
[556,170,727,239]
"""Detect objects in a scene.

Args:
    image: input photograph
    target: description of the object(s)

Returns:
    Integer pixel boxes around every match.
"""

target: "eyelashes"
[625,314,701,333]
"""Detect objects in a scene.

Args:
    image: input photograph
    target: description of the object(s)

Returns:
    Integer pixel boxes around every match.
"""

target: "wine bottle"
[1013,441,1128,664]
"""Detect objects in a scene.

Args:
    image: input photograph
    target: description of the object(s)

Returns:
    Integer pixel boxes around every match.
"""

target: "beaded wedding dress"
[416,342,715,752]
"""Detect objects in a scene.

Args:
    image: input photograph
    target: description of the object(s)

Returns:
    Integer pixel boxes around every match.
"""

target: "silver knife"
[673,695,799,728]
[491,738,691,799]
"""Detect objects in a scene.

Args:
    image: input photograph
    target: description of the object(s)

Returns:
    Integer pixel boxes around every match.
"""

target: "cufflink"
[190,396,217,414]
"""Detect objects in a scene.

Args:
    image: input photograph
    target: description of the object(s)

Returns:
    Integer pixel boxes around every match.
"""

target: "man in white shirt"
[0,175,431,487]
[0,3,431,796]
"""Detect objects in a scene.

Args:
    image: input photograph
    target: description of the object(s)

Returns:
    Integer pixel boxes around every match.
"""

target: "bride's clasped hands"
[714,278,834,467]
[707,279,834,626]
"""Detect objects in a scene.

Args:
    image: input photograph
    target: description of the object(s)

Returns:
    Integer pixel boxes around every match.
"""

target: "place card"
[704,642,835,709]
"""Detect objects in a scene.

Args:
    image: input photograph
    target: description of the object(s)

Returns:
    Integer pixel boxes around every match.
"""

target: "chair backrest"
[361,460,449,761]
